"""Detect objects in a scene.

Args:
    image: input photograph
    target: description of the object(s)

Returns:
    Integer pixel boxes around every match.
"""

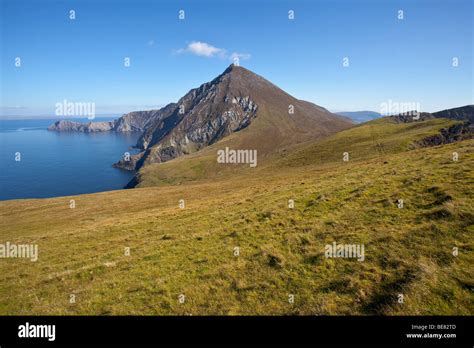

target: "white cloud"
[179,41,226,58]
[178,41,250,61]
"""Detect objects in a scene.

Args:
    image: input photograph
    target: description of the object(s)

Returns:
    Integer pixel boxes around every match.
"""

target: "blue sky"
[1,0,472,117]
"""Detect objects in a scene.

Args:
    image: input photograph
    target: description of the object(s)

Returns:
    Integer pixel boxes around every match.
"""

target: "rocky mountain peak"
[113,65,353,172]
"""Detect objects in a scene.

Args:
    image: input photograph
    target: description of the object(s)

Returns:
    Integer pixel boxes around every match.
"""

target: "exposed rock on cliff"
[384,107,474,148]
[416,122,474,147]
[48,120,114,132]
[48,108,165,133]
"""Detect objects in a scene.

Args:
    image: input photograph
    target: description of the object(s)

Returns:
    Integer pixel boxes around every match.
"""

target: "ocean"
[0,118,141,200]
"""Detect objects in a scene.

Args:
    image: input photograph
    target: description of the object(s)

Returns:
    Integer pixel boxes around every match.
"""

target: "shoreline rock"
[47,120,114,132]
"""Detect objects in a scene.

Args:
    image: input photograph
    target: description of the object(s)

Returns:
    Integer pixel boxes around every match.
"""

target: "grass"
[0,118,472,315]
[136,117,459,187]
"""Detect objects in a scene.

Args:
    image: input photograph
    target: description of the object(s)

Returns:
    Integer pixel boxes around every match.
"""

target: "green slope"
[0,118,472,315]
[135,117,459,187]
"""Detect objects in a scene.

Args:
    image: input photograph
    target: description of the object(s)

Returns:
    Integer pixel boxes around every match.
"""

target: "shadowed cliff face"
[113,64,354,171]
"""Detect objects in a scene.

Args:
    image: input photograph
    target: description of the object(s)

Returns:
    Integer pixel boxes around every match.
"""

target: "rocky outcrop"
[48,120,114,132]
[416,122,474,147]
[112,109,167,132]
[131,92,259,165]
[388,112,434,123]
[386,106,474,147]
[388,105,474,124]
[112,152,145,171]
[48,108,166,133]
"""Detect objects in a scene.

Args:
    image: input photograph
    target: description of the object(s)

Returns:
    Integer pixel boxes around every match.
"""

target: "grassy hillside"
[135,117,459,187]
[0,118,472,315]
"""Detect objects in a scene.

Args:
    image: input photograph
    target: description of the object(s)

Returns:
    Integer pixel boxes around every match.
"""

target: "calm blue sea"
[0,118,141,200]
